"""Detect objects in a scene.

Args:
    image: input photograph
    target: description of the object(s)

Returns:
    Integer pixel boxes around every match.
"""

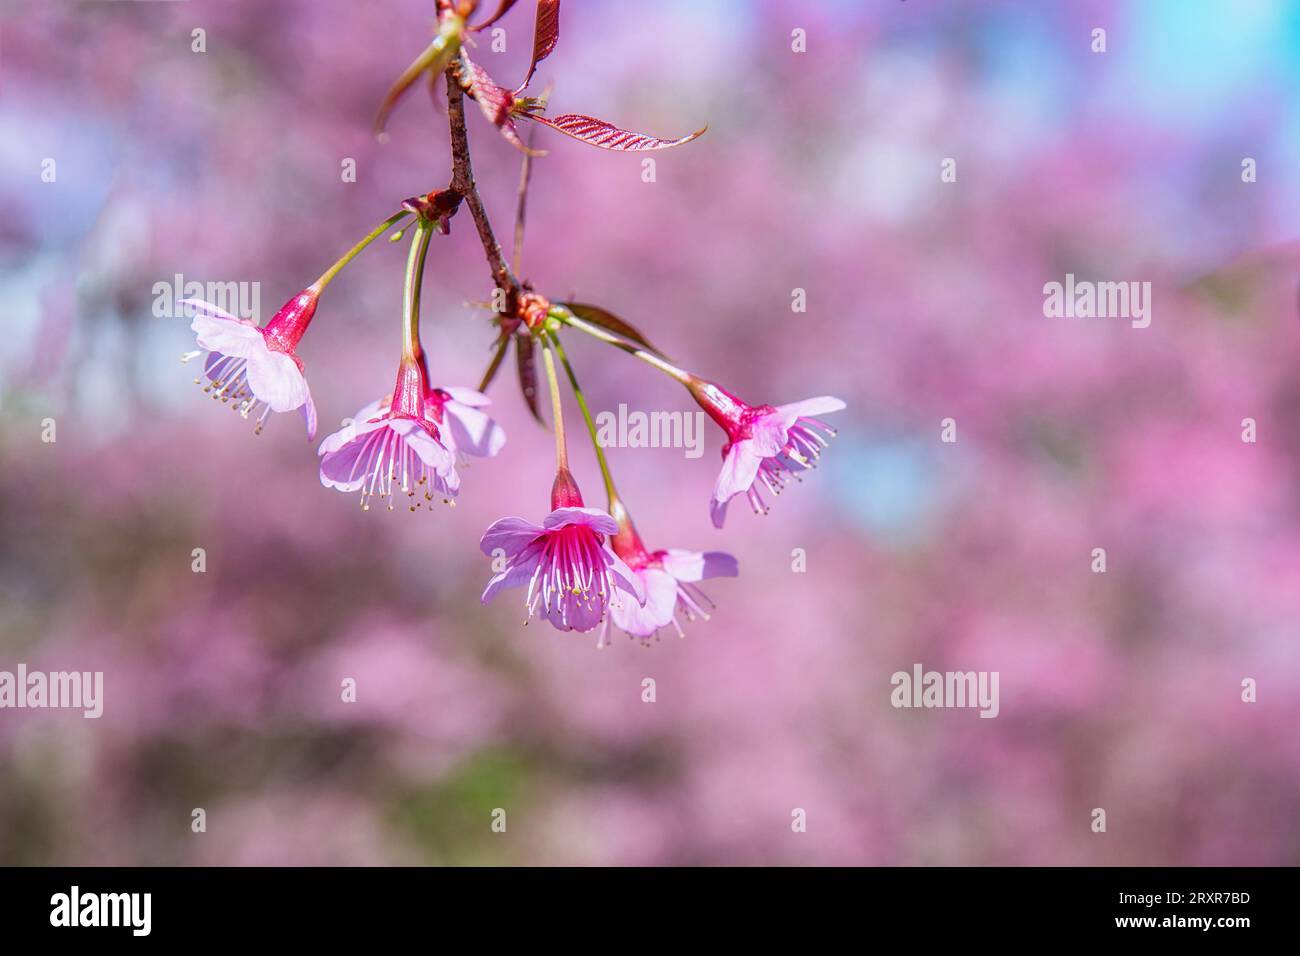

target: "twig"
[444,66,521,306]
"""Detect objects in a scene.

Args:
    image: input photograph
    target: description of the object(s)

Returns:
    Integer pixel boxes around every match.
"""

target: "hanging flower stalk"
[175,0,843,644]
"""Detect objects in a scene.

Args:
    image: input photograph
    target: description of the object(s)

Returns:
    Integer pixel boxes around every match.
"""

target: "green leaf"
[375,19,464,135]
[559,302,669,358]
[477,331,512,392]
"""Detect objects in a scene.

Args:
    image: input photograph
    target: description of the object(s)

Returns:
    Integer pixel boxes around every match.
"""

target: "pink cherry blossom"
[350,384,506,463]
[317,355,458,511]
[181,291,319,439]
[480,474,645,636]
[610,545,738,642]
[689,380,845,527]
[429,386,508,458]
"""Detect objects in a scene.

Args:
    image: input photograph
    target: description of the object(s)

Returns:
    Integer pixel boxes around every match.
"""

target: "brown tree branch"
[444,66,521,308]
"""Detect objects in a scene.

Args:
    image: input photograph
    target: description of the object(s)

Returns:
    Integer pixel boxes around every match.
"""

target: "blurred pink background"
[2,0,1299,865]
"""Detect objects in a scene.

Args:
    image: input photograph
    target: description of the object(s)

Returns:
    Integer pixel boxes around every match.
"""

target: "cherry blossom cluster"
[179,0,844,645]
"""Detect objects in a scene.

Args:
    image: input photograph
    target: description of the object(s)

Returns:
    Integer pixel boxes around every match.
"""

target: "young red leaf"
[514,0,561,94]
[459,55,544,155]
[521,113,706,151]
[558,302,669,358]
[515,332,545,423]
[471,0,521,31]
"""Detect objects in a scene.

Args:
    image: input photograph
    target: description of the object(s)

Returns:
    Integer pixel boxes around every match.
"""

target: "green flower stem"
[547,331,619,507]
[540,337,569,472]
[557,313,692,385]
[314,210,412,292]
[401,218,434,359]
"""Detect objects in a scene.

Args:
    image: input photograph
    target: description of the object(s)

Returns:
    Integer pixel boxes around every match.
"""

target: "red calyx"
[390,354,435,434]
[686,378,759,439]
[261,288,320,358]
[608,498,654,569]
[550,467,584,510]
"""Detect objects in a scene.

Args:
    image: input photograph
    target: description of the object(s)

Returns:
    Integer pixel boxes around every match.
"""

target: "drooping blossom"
[181,290,320,438]
[348,384,506,464]
[688,380,845,528]
[317,355,458,511]
[479,469,644,635]
[607,501,738,642]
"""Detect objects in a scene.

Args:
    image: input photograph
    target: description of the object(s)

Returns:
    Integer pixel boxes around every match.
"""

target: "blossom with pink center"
[350,384,506,463]
[479,471,645,635]
[181,291,319,439]
[608,515,738,642]
[318,355,458,511]
[689,380,845,528]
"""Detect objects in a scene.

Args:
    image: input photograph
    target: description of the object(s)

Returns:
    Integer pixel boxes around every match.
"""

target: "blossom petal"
[435,460,461,496]
[549,590,602,633]
[181,297,243,323]
[244,349,311,413]
[611,568,677,636]
[389,418,454,475]
[317,417,380,458]
[747,410,791,458]
[446,402,507,457]
[350,397,389,424]
[709,496,731,530]
[300,385,318,441]
[660,548,739,582]
[441,386,492,408]
[711,441,763,522]
[543,506,618,535]
[605,548,647,605]
[776,396,846,425]
[318,427,383,490]
[481,553,541,604]
[480,517,546,556]
[190,309,265,359]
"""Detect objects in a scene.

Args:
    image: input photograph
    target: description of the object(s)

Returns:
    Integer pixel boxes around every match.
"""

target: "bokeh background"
[3,0,1300,865]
